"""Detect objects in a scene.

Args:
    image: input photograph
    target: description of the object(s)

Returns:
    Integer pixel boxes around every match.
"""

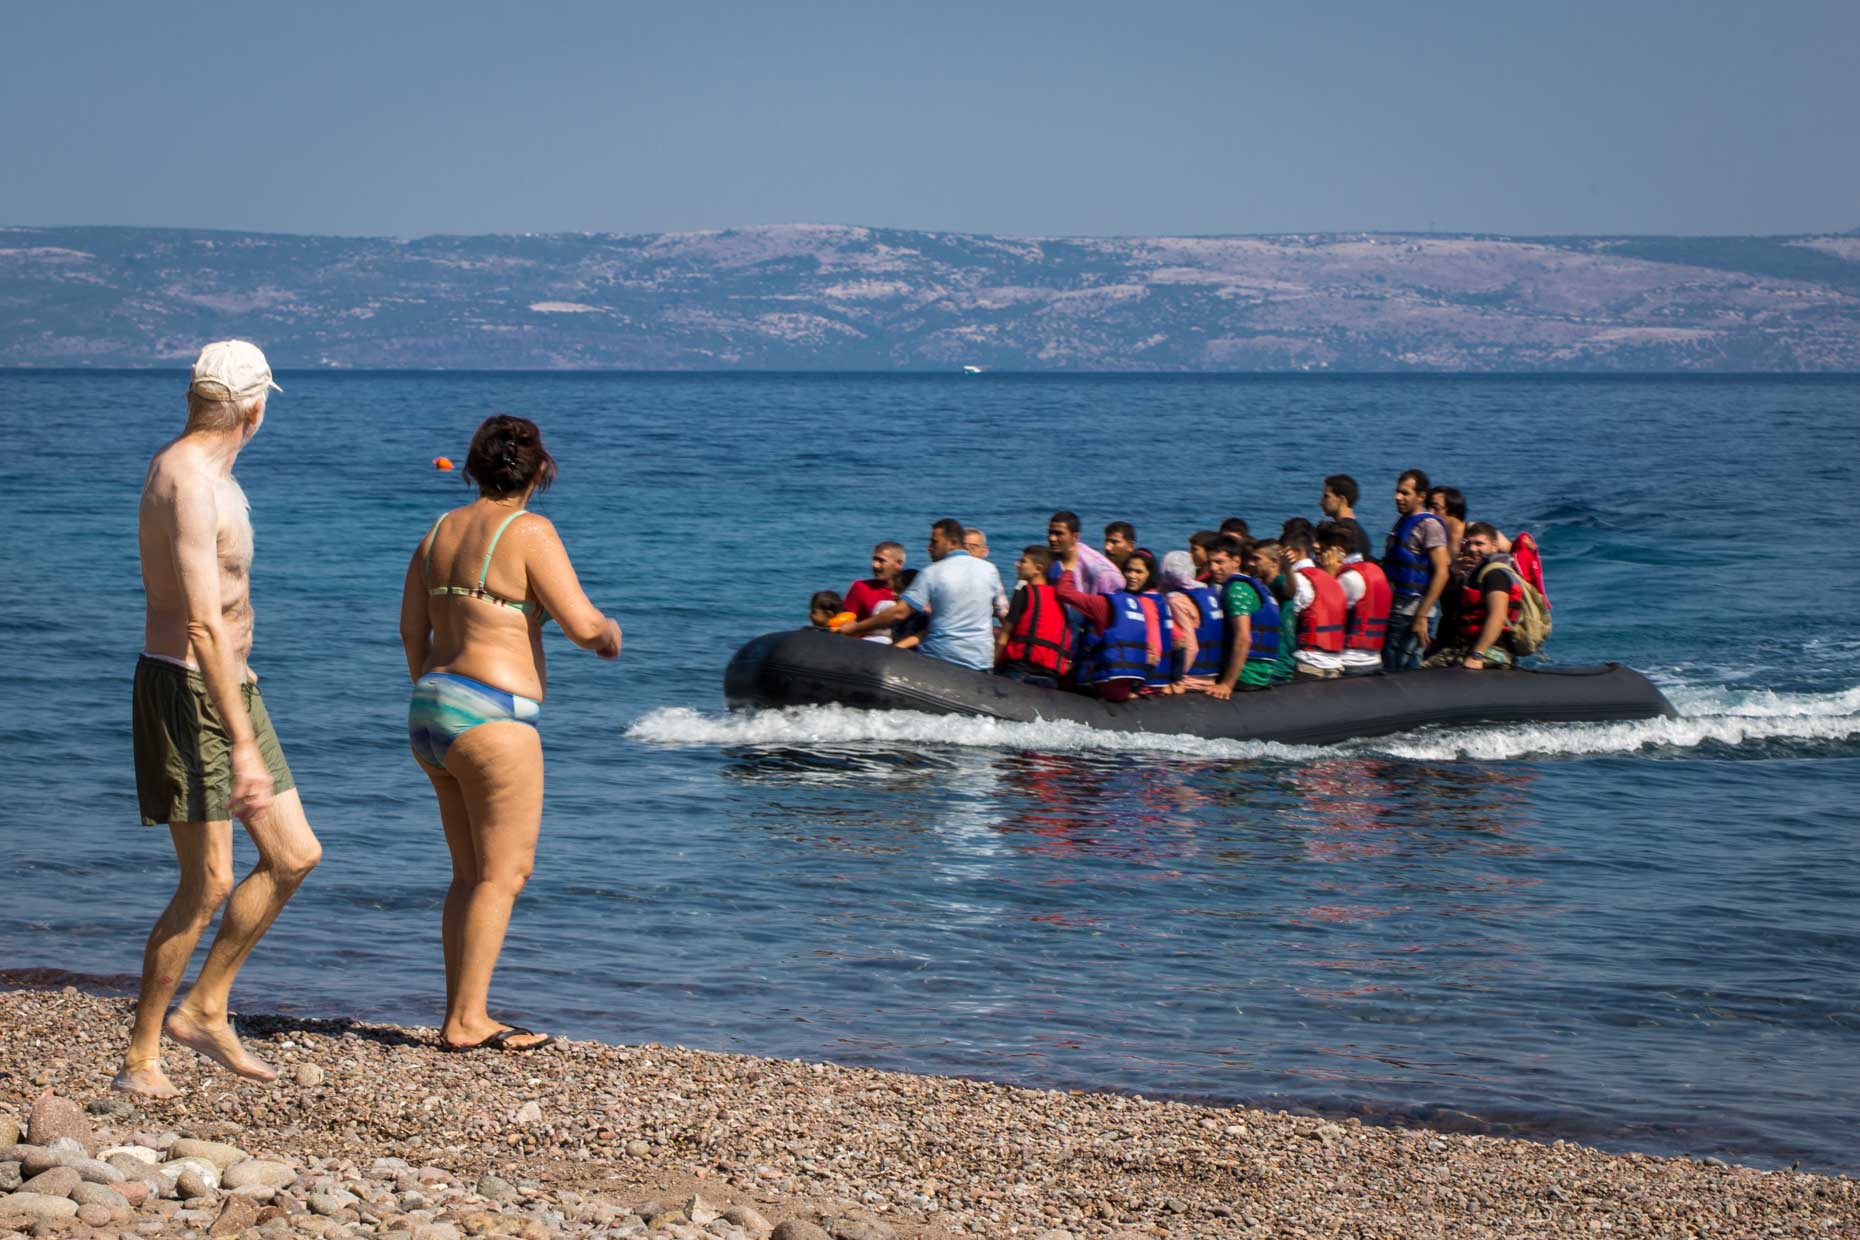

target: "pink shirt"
[1060,542,1125,595]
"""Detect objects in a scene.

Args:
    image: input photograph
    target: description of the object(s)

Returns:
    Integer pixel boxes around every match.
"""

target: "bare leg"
[417,754,478,1017]
[440,722,546,1049]
[166,788,321,1082]
[114,823,236,1097]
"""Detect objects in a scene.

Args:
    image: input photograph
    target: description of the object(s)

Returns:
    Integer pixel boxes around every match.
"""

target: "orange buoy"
[434,456,454,471]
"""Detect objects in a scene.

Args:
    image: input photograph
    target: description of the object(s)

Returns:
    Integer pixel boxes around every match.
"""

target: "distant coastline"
[4,223,1858,372]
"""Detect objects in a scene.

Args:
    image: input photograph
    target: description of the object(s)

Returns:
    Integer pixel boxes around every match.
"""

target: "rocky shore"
[1,987,1853,1239]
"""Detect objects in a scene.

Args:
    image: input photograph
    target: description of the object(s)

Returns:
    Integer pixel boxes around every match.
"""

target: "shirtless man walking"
[115,341,322,1098]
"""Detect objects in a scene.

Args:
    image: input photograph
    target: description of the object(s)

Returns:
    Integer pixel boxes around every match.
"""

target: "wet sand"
[1,986,1853,1238]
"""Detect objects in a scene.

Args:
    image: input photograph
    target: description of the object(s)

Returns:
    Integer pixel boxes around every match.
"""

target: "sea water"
[1,371,1856,1172]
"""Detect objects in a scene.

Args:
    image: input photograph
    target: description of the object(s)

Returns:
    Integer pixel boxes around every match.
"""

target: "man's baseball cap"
[189,340,282,400]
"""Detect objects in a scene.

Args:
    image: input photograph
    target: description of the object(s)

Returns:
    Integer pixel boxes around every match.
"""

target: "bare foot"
[111,1062,181,1098]
[164,1008,278,1082]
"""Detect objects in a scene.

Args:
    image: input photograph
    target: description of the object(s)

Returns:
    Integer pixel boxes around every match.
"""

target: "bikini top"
[423,509,542,619]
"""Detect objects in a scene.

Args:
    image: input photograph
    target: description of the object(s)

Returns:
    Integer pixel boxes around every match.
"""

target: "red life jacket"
[1294,565,1347,654]
[1457,558,1524,644]
[1001,583,1073,677]
[1340,560,1392,652]
[1509,531,1550,609]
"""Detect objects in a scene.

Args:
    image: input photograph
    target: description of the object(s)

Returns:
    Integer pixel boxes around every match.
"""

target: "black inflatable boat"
[724,629,1677,746]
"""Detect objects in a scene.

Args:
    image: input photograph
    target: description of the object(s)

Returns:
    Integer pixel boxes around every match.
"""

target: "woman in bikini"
[399,415,622,1052]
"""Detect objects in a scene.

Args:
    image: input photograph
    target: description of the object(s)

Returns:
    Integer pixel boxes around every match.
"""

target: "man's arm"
[168,476,271,822]
[1210,613,1250,701]
[1412,544,1451,640]
[1467,583,1511,668]
[842,598,915,637]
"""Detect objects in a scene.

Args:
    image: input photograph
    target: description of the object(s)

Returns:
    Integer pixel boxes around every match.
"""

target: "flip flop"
[439,1026,554,1053]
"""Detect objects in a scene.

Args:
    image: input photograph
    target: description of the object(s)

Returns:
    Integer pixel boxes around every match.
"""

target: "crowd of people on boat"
[809,472,1550,701]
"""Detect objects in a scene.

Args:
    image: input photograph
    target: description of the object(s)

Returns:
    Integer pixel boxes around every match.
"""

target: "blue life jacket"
[1179,584,1225,677]
[1079,591,1156,687]
[1139,590,1174,689]
[1226,573,1281,662]
[1383,512,1447,599]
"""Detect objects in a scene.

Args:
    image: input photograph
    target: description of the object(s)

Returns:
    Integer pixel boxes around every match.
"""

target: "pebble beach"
[1,987,1853,1239]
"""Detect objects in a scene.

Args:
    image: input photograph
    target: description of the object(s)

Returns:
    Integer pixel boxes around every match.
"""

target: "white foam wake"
[625,684,1860,764]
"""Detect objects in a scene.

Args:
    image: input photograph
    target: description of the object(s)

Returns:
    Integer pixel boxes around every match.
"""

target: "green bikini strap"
[478,510,528,591]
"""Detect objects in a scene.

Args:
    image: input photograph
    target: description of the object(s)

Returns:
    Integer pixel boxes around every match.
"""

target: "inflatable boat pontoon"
[723,629,1677,746]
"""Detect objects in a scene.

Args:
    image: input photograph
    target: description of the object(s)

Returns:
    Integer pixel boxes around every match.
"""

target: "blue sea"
[3,372,1857,1173]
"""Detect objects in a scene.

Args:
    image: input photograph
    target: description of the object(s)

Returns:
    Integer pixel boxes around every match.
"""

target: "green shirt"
[1221,579,1279,688]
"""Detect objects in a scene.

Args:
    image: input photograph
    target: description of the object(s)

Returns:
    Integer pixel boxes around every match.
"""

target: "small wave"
[626,683,1860,764]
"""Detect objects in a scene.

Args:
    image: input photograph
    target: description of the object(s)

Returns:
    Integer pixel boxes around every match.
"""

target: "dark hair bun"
[463,414,557,496]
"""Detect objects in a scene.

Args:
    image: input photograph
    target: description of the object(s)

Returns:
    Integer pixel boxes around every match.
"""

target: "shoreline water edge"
[1,987,1853,1239]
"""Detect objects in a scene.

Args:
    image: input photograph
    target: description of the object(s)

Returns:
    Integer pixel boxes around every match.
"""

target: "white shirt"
[1289,557,1343,671]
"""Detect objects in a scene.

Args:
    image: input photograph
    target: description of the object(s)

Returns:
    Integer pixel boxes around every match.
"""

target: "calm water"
[2,372,1857,1173]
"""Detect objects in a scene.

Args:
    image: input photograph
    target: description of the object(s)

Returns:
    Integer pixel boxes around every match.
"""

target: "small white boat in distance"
[962,364,984,374]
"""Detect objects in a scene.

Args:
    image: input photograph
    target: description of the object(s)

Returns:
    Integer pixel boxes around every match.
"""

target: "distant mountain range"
[4,224,1858,371]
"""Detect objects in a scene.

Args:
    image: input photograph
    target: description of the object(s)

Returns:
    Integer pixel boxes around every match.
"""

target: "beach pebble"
[513,1101,542,1125]
[208,1192,264,1236]
[770,1222,829,1240]
[296,1064,325,1088]
[686,1194,720,1225]
[411,1224,461,1240]
[85,1096,137,1123]
[99,1146,157,1166]
[18,1167,81,1198]
[160,1157,220,1189]
[0,1161,20,1192]
[827,1220,893,1240]
[70,1183,131,1212]
[475,1176,519,1204]
[175,1168,217,1199]
[308,1190,358,1216]
[77,1200,118,1226]
[0,1117,19,1148]
[223,1159,296,1191]
[168,1138,249,1170]
[625,1139,651,1158]
[26,1096,94,1154]
[722,1206,772,1238]
[70,1157,125,1185]
[115,1178,150,1207]
[0,1192,80,1223]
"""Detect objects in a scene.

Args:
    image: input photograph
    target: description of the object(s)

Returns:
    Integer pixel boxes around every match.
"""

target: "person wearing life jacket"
[1282,530,1346,681]
[1161,550,1221,694]
[1247,540,1299,686]
[1424,522,1523,670]
[808,590,853,632]
[1318,522,1390,676]
[995,546,1073,689]
[1054,550,1171,701]
[1205,536,1281,700]
[1382,468,1452,672]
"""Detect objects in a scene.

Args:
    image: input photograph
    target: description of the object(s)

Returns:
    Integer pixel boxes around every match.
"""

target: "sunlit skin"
[870,545,905,590]
[1121,557,1151,592]
[1320,486,1353,520]
[1205,548,1248,701]
[1104,529,1136,567]
[1394,476,1451,641]
[963,530,989,559]
[1189,544,1211,576]
[1456,530,1510,670]
[1428,490,1466,558]
[1316,543,1347,576]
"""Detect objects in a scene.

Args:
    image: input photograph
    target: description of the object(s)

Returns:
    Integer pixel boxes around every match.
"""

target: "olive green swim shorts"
[133,656,295,826]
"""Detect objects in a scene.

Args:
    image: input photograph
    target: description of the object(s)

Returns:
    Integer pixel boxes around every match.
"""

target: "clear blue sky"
[4,0,1855,238]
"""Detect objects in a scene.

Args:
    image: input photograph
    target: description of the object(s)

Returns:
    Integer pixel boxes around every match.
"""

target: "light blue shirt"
[900,549,999,671]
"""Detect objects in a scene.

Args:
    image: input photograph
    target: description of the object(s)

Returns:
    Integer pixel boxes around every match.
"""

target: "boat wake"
[627,683,1860,764]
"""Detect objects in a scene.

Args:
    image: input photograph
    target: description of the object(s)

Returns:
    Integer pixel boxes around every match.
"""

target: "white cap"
[189,340,282,400]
